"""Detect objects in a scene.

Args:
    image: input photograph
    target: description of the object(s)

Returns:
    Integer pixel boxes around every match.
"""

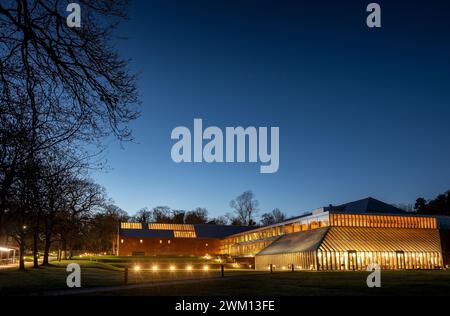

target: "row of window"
[174,231,197,238]
[120,223,197,232]
[316,250,442,270]
[149,223,195,231]
[120,238,209,247]
[329,214,436,229]
[121,222,142,229]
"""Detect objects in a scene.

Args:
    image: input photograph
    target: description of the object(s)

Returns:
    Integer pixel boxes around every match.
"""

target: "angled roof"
[120,229,174,238]
[194,224,253,238]
[324,197,405,214]
[320,227,442,252]
[256,226,441,256]
[256,228,329,256]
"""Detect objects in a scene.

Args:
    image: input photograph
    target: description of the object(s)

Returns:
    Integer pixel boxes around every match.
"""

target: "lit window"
[174,231,197,238]
[149,223,195,231]
[139,239,143,244]
[120,222,142,229]
[120,239,124,244]
[159,240,162,244]
[168,240,171,244]
[205,243,208,247]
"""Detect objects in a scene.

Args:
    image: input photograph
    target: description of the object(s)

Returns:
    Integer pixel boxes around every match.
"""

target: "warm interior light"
[134,266,140,271]
[203,265,209,271]
[0,247,11,252]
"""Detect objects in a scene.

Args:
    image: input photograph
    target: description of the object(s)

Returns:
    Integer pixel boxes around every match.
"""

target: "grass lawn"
[0,260,253,295]
[0,261,124,295]
[93,270,450,296]
[2,260,450,296]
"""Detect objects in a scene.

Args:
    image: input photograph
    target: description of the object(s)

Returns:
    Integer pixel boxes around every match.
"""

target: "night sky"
[93,0,450,218]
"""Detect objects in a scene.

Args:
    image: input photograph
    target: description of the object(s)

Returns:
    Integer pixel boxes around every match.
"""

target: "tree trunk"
[33,229,39,268]
[19,242,25,271]
[42,231,52,266]
[62,239,68,260]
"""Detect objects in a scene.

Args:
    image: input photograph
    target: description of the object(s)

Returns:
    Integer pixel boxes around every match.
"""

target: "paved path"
[34,276,228,296]
[32,272,272,296]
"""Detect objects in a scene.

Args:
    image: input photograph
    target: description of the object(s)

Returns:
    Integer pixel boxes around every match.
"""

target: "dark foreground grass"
[0,261,124,295]
[2,263,450,296]
[0,261,253,295]
[93,270,450,296]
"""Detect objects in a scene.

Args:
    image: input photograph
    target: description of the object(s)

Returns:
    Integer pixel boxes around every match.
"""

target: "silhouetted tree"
[132,208,153,224]
[0,0,139,236]
[260,208,286,226]
[185,208,209,224]
[415,191,450,215]
[152,206,172,223]
[230,191,259,226]
[207,216,228,226]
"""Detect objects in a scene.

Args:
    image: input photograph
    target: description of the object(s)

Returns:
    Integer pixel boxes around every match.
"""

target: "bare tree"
[152,206,172,223]
[230,191,259,226]
[185,208,208,224]
[61,178,106,259]
[0,0,139,234]
[261,208,286,226]
[208,216,228,226]
[132,207,153,224]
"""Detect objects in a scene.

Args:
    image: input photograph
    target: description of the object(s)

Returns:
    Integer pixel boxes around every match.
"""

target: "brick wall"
[117,237,222,256]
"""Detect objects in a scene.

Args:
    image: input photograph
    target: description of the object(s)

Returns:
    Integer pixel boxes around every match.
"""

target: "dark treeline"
[129,190,288,227]
[414,191,450,216]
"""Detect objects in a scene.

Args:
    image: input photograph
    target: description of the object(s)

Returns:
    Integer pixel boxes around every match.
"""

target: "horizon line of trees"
[128,190,288,228]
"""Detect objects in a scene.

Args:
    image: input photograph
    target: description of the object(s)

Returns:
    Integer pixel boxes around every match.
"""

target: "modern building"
[117,223,253,256]
[116,197,450,271]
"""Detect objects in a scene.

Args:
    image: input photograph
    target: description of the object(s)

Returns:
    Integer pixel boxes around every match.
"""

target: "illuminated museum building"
[117,198,450,271]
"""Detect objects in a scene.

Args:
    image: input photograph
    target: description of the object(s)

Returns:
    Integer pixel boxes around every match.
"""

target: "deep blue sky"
[93,0,450,219]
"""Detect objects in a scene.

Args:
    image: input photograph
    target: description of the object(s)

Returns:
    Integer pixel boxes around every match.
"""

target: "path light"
[170,265,176,271]
[134,265,141,271]
[203,265,209,271]
[152,265,158,271]
[186,265,193,271]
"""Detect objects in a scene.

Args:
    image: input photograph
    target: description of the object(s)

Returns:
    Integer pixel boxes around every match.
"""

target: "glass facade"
[173,231,197,238]
[329,213,436,229]
[120,222,142,229]
[221,213,330,257]
[149,223,195,231]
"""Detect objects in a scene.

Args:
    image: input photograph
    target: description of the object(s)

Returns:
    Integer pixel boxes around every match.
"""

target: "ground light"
[152,265,158,271]
[134,266,140,272]
[203,265,209,271]
[186,265,193,271]
[170,265,176,271]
